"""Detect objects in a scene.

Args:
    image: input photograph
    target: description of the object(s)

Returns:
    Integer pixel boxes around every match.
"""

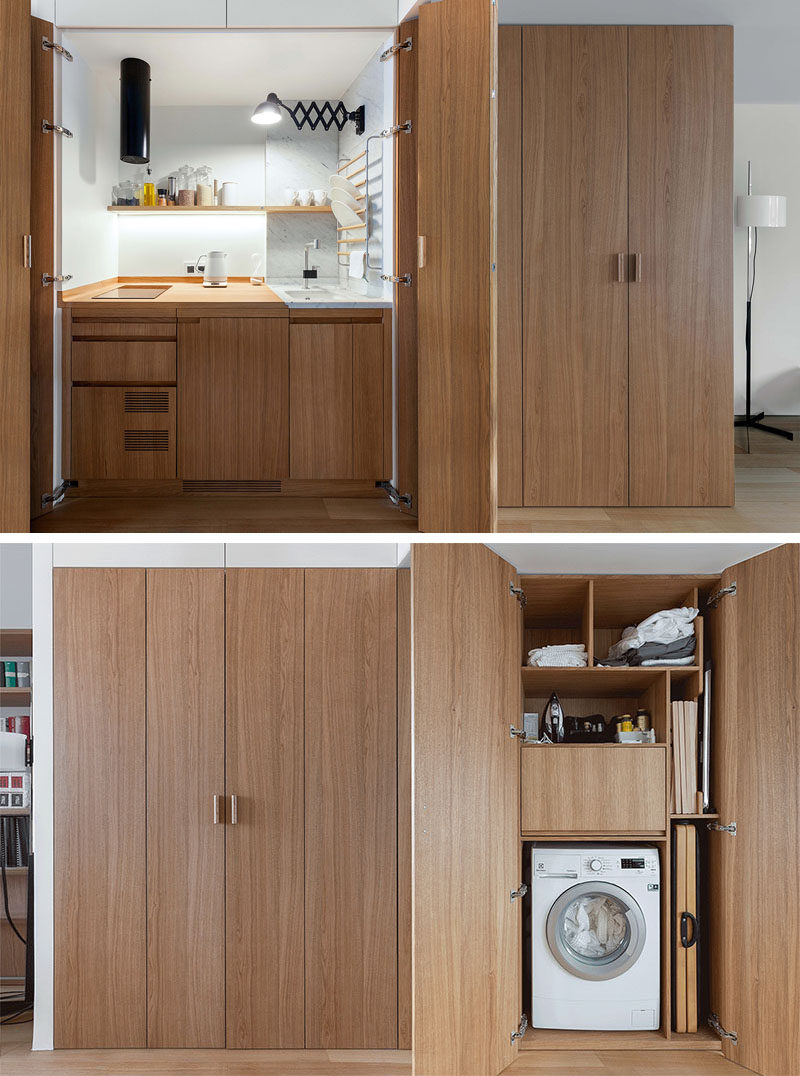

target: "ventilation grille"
[182,480,282,494]
[124,430,169,452]
[124,391,170,413]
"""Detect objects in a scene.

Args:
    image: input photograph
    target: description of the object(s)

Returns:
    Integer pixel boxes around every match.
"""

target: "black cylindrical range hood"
[120,58,151,164]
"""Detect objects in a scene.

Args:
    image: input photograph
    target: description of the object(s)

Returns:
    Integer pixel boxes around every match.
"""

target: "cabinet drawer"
[72,341,176,383]
[520,746,666,834]
[72,320,177,339]
[72,387,176,480]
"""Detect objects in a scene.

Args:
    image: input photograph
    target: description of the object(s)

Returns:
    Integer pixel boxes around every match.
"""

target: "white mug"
[219,181,239,206]
[284,187,299,205]
[297,189,312,206]
[312,188,328,206]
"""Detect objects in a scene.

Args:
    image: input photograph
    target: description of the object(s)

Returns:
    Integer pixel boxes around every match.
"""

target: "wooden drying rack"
[336,149,368,263]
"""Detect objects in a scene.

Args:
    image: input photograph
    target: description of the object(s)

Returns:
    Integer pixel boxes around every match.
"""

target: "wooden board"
[352,321,385,479]
[412,544,521,1076]
[520,745,667,833]
[417,0,497,532]
[394,19,419,513]
[709,545,800,1075]
[304,570,398,1049]
[397,569,413,1051]
[178,317,289,479]
[628,27,734,507]
[72,340,177,382]
[496,26,523,507]
[30,17,55,520]
[146,569,225,1048]
[225,569,305,1048]
[289,323,353,479]
[522,26,629,507]
[53,569,146,1048]
[0,0,31,531]
[674,824,688,1033]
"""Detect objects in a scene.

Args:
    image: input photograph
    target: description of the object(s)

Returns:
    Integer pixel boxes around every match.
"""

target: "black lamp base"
[734,412,794,440]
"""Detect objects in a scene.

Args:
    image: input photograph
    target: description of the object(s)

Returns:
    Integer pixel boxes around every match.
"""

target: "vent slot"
[124,430,169,452]
[182,480,282,494]
[124,391,170,412]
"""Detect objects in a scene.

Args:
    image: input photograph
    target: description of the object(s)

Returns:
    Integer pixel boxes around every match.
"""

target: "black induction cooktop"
[94,285,171,299]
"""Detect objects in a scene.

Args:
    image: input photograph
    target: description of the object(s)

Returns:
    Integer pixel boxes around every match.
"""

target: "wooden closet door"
[146,569,225,1048]
[412,545,521,1076]
[225,569,305,1048]
[53,569,146,1048]
[708,546,800,1076]
[304,569,398,1048]
[521,26,629,507]
[628,26,734,507]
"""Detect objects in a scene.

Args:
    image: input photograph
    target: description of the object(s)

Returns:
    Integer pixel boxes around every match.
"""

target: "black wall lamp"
[251,92,365,135]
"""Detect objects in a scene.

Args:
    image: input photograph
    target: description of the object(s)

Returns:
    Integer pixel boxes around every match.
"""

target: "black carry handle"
[680,910,698,949]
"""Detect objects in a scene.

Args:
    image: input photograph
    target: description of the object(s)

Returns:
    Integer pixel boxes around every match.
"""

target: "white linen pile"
[599,607,699,667]
[527,644,588,668]
[562,895,628,959]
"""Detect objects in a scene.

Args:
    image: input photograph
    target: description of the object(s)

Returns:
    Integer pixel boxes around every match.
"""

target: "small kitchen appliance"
[198,251,228,288]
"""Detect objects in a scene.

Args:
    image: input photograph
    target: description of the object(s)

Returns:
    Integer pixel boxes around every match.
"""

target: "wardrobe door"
[412,545,522,1076]
[225,569,305,1048]
[522,26,629,507]
[304,569,398,1048]
[708,546,800,1076]
[146,569,225,1048]
[53,569,146,1048]
[628,26,734,507]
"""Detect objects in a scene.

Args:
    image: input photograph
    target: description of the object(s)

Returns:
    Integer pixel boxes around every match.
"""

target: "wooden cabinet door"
[53,569,147,1048]
[628,27,734,507]
[412,545,521,1076]
[146,569,225,1048]
[417,0,497,532]
[178,317,289,479]
[225,569,305,1048]
[290,323,353,479]
[304,569,398,1048]
[521,27,629,507]
[708,546,800,1075]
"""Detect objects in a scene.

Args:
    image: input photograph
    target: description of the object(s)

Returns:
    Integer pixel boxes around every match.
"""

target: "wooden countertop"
[60,278,288,315]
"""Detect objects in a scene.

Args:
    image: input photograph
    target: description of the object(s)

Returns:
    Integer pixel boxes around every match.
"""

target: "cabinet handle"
[230,794,238,825]
[616,253,626,283]
[213,794,221,824]
[23,235,32,269]
[633,252,642,283]
[417,235,426,269]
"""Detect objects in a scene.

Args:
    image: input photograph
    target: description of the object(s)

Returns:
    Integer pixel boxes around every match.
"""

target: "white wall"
[0,545,33,628]
[734,105,800,415]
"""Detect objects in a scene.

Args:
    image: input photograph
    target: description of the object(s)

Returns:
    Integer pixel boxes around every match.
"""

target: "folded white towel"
[607,607,698,662]
[527,644,588,668]
[640,655,695,667]
[349,249,366,279]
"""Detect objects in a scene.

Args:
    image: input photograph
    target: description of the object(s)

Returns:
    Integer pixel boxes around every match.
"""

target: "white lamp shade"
[736,193,787,228]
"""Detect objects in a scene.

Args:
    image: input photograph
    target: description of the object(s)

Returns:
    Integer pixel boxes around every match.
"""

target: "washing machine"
[531,844,661,1030]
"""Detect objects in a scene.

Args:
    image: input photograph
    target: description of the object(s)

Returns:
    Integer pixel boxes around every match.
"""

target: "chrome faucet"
[303,239,320,289]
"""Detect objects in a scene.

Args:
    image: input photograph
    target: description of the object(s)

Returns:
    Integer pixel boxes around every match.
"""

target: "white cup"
[297,189,312,206]
[284,188,299,205]
[312,188,328,206]
[219,181,238,206]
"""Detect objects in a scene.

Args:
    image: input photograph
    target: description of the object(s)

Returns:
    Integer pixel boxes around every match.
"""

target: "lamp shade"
[251,92,282,125]
[736,193,787,228]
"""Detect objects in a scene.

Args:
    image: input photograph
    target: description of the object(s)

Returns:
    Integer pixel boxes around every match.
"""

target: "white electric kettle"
[197,250,228,288]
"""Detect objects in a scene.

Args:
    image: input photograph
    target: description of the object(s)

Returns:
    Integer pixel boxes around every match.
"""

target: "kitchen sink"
[280,287,349,301]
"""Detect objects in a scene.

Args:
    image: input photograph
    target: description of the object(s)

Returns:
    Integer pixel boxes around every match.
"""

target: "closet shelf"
[520,1026,722,1051]
[521,665,700,696]
[671,812,719,821]
[106,205,332,214]
[0,687,30,704]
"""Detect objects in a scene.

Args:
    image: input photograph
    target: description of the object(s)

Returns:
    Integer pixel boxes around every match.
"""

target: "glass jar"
[195,165,213,206]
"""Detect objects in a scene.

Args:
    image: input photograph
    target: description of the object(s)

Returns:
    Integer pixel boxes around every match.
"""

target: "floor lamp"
[734,161,792,443]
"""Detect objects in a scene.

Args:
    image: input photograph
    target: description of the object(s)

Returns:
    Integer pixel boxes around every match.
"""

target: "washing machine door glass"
[546,881,647,982]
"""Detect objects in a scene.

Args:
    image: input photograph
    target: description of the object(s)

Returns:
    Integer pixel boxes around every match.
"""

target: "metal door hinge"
[510,883,528,902]
[707,821,737,836]
[23,235,32,269]
[377,481,413,509]
[42,121,73,138]
[510,1014,528,1044]
[380,38,413,62]
[509,725,526,740]
[509,582,527,608]
[707,582,736,609]
[42,273,72,287]
[41,479,75,509]
[42,37,73,61]
[381,273,412,287]
[709,1014,738,1045]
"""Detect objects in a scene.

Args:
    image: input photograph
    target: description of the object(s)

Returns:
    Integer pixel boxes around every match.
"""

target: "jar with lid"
[177,164,195,207]
[195,165,213,206]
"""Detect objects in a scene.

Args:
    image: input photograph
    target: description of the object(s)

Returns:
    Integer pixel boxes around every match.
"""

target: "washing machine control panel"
[533,849,658,878]
[578,853,658,877]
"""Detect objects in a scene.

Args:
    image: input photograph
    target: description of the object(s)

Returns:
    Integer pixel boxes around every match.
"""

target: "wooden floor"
[503,1049,743,1074]
[498,418,800,532]
[0,1022,411,1075]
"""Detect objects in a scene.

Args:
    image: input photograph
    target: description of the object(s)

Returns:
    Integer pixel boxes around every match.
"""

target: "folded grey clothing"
[597,636,696,667]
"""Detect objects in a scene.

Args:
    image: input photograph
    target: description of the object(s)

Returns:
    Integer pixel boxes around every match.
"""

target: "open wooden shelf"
[521,665,700,696]
[671,812,718,821]
[107,204,332,214]
[521,1026,721,1051]
[0,688,30,705]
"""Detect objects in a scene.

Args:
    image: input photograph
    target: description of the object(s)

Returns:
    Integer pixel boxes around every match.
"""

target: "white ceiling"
[487,542,780,575]
[64,29,389,105]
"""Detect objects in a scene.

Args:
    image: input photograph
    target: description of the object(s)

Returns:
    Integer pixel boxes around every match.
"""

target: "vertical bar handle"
[23,235,32,269]
[616,253,626,283]
[230,794,238,825]
[633,252,642,283]
[417,236,426,269]
[213,794,221,824]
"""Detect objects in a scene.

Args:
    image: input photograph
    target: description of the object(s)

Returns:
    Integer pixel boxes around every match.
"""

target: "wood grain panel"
[417,0,497,532]
[497,25,523,507]
[304,569,397,1048]
[709,546,800,1075]
[412,545,521,1076]
[397,569,412,1051]
[30,17,55,520]
[53,569,146,1048]
[522,26,629,507]
[225,569,305,1048]
[628,27,734,507]
[353,321,385,479]
[395,18,419,512]
[178,317,289,479]
[0,0,31,531]
[146,569,225,1048]
[71,320,177,338]
[72,387,176,480]
[72,340,176,382]
[289,323,353,480]
[520,746,667,834]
